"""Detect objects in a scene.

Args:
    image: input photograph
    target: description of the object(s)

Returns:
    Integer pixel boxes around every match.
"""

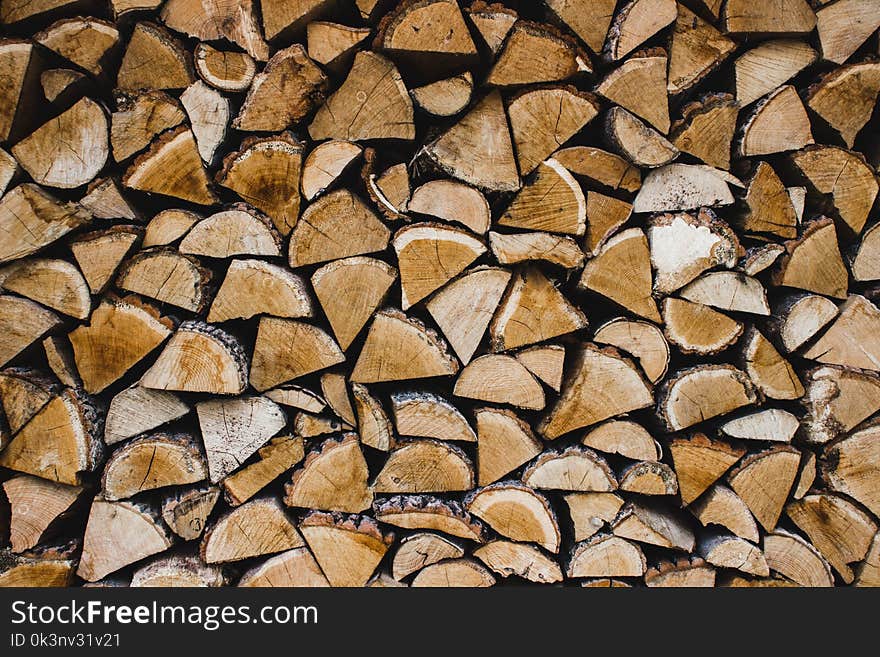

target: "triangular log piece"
[201,497,303,564]
[161,485,220,540]
[180,80,229,165]
[853,223,880,282]
[719,409,800,443]
[773,218,848,299]
[0,295,60,367]
[668,6,735,96]
[264,385,326,414]
[179,206,282,258]
[373,439,474,493]
[320,371,356,426]
[544,0,616,54]
[764,529,833,587]
[3,475,83,553]
[352,383,394,451]
[223,436,305,506]
[806,61,880,149]
[490,231,585,270]
[805,295,880,370]
[522,446,617,492]
[208,259,312,323]
[592,318,669,384]
[116,249,211,312]
[392,391,476,443]
[742,328,804,400]
[699,533,769,577]
[464,1,517,54]
[284,434,372,513]
[475,407,542,487]
[605,106,679,167]
[669,434,745,505]
[250,317,344,392]
[738,85,814,157]
[454,354,545,410]
[70,226,142,294]
[142,209,200,248]
[35,16,119,77]
[466,481,561,553]
[2,258,89,320]
[373,495,487,542]
[515,344,565,392]
[498,158,586,235]
[597,48,669,133]
[661,298,743,356]
[0,368,57,434]
[678,272,771,316]
[604,0,677,62]
[801,366,880,445]
[690,484,760,542]
[238,547,328,587]
[584,191,633,256]
[816,0,880,65]
[408,179,490,234]
[612,502,695,551]
[565,492,624,542]
[104,384,189,445]
[740,161,798,238]
[301,140,363,202]
[486,21,589,86]
[670,93,739,171]
[658,365,758,431]
[116,21,194,91]
[260,0,338,43]
[553,146,641,193]
[734,39,817,106]
[111,91,186,163]
[473,541,561,584]
[581,420,659,461]
[308,21,372,74]
[821,424,880,517]
[300,511,393,587]
[411,72,474,117]
[728,446,801,531]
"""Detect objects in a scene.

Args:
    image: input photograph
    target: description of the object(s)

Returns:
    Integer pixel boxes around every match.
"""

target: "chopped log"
[634,164,734,214]
[180,206,282,258]
[581,420,660,461]
[764,529,834,587]
[816,0,880,65]
[728,446,801,531]
[466,482,561,553]
[604,0,677,62]
[3,475,83,553]
[411,558,495,587]
[565,492,625,542]
[720,409,800,443]
[855,533,880,587]
[690,484,760,543]
[612,502,695,552]
[320,372,356,426]
[658,365,758,431]
[662,298,743,356]
[0,368,57,434]
[260,0,338,43]
[223,436,304,506]
[194,43,256,92]
[853,223,880,282]
[735,39,817,107]
[368,161,411,218]
[490,267,587,352]
[580,228,659,322]
[777,294,840,353]
[593,319,668,384]
[285,434,372,513]
[70,226,141,294]
[474,540,563,583]
[597,49,669,133]
[238,547,329,587]
[604,107,679,168]
[740,244,786,277]
[553,146,641,193]
[234,45,327,132]
[0,148,17,195]
[250,318,344,392]
[12,97,108,189]
[264,385,326,414]
[373,439,473,493]
[668,7,735,97]
[486,21,589,86]
[352,309,458,383]
[411,72,473,117]
[774,218,848,299]
[116,249,211,312]
[515,345,565,392]
[373,495,487,542]
[300,511,393,587]
[117,22,194,92]
[802,366,880,444]
[111,91,185,163]
[391,391,475,443]
[699,533,769,577]
[465,1,516,54]
[670,94,739,170]
[289,189,390,267]
[35,17,119,77]
[409,180,490,234]
[740,161,798,238]
[201,497,303,564]
[123,126,217,205]
[141,321,248,394]
[351,383,394,451]
[0,40,44,143]
[791,146,878,237]
[0,544,77,587]
[498,159,585,236]
[301,140,363,202]
[309,51,412,141]
[161,485,219,540]
[582,191,633,256]
[739,85,814,157]
[421,90,520,192]
[2,258,89,320]
[104,385,189,445]
[722,0,816,35]
[670,434,746,505]
[43,335,79,388]
[522,446,616,492]
[475,407,541,486]
[78,499,172,581]
[806,61,880,149]
[392,532,464,581]
[0,295,60,367]
[619,461,679,496]
[197,396,286,483]
[742,328,804,400]
[567,534,646,578]
[160,0,268,61]
[179,81,229,165]
[131,554,226,587]
[102,432,207,500]
[794,452,816,499]
[678,272,771,316]
[294,412,345,438]
[821,423,880,517]
[454,354,545,410]
[308,21,371,74]
[644,558,715,587]
[208,259,312,323]
[545,0,616,54]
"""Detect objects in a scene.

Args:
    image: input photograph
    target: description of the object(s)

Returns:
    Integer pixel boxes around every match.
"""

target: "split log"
[474,540,563,584]
[742,328,804,400]
[249,317,344,391]
[194,43,255,92]
[634,164,734,214]
[264,385,326,414]
[775,293,839,353]
[368,161,410,217]
[763,529,834,587]
[131,555,226,587]
[735,39,817,107]
[474,407,541,487]
[728,446,801,531]
[774,218,849,299]
[454,354,545,410]
[584,192,633,257]
[466,482,561,553]
[161,486,219,540]
[644,558,715,587]
[301,140,363,201]
[853,223,880,282]
[180,206,282,258]
[699,534,769,577]
[553,146,641,193]
[668,7,735,97]
[285,434,372,513]
[102,433,207,500]
[670,94,739,170]
[740,161,798,238]
[807,62,880,149]
[238,547,329,587]
[201,497,303,564]
[604,107,679,167]
[392,532,464,581]
[0,40,44,143]
[740,244,786,276]
[670,434,745,506]
[486,21,589,86]
[567,534,646,578]
[544,0,616,54]
[522,446,616,492]
[409,180,490,234]
[179,80,229,165]
[604,0,677,62]
[2,258,89,320]
[719,409,800,443]
[816,0,880,64]
[515,345,565,392]
[392,391,475,443]
[116,249,211,312]
[581,420,660,461]
[802,366,880,445]
[0,295,61,367]
[722,0,816,35]
[738,85,814,157]
[821,424,880,517]
[104,385,189,445]
[307,21,371,75]
[299,512,393,587]
[117,22,194,92]
[160,0,268,61]
[3,475,83,553]
[70,226,142,294]
[0,544,78,587]
[223,436,305,506]
[373,495,487,542]
[658,365,758,431]
[465,2,516,54]
[593,319,668,384]
[0,368,57,434]
[566,492,624,542]
[678,272,771,316]
[373,439,474,493]
[320,371,355,426]
[35,17,119,77]
[208,259,312,323]
[352,384,394,451]
[411,72,474,117]
[662,298,743,356]
[260,0,338,43]
[612,502,695,552]
[855,533,880,587]
[111,91,185,163]
[43,335,79,388]
[597,48,669,134]
[498,158,585,235]
[619,461,679,496]
[690,484,760,543]
[411,558,495,587]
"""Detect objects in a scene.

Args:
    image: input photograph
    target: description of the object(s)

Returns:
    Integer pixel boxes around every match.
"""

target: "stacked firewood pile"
[0,0,879,588]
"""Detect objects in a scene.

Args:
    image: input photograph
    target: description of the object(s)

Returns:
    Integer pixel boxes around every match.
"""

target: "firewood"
[161,0,268,61]
[309,51,412,141]
[306,21,370,75]
[806,61,880,149]
[351,383,393,451]
[787,493,877,582]
[222,436,304,506]
[668,7,735,97]
[0,148,17,195]
[104,385,188,445]
[284,434,371,513]
[411,72,473,117]
[791,146,878,236]
[465,1,516,54]
[658,365,758,432]
[776,294,839,353]
[201,497,303,564]
[320,372,356,426]
[604,107,679,167]
[373,495,487,542]
[593,319,668,384]
[634,164,735,214]
[720,409,800,443]
[678,272,771,316]
[801,366,880,444]
[855,533,880,587]
[288,189,390,267]
[515,345,565,392]
[670,94,739,170]
[763,529,834,587]
[742,328,804,400]
[301,140,363,202]
[644,558,715,587]
[264,385,326,414]
[197,395,286,483]
[260,0,337,43]
[391,391,475,444]
[582,420,659,461]
[373,439,473,493]
[12,97,108,189]
[605,0,677,62]
[208,259,313,323]
[110,91,185,163]
[2,258,89,319]
[116,249,211,312]
[123,126,217,205]
[700,533,769,577]
[142,320,248,394]
[102,432,207,500]
[43,335,79,388]
[238,547,329,587]
[584,193,632,257]
[735,39,817,108]
[581,578,631,587]
[409,180,490,234]
[194,43,256,92]
[68,296,172,394]
[312,257,396,351]
[421,90,519,192]
[853,223,880,281]
[740,161,798,238]
[740,244,786,277]
[612,502,695,552]
[0,295,60,367]
[580,228,659,322]
[498,159,585,236]
[392,532,464,580]
[117,22,194,92]
[40,66,88,105]
[352,309,458,383]
[724,0,818,34]
[368,161,411,218]
[522,446,616,492]
[3,475,83,552]
[544,0,616,54]
[411,558,495,587]
[454,354,545,410]
[35,17,119,77]
[466,482,561,553]
[486,21,589,86]
[727,446,801,532]
[567,534,646,578]
[619,461,679,496]
[774,218,848,299]
[82,177,138,221]
[670,434,745,506]
[0,368,57,434]
[234,45,326,132]
[816,0,880,64]
[250,318,344,392]
[690,484,760,543]
[474,407,541,486]
[793,451,816,499]
[552,146,641,193]
[565,492,624,542]
[294,412,345,438]
[474,540,563,583]
[597,49,669,134]
[662,298,742,356]
[739,85,814,157]
[70,226,141,294]
[161,485,219,540]
[821,423,880,517]
[179,81,229,166]
[180,206,282,258]
[131,555,226,587]
[0,544,77,587]
[300,511,393,587]
[78,499,172,581]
